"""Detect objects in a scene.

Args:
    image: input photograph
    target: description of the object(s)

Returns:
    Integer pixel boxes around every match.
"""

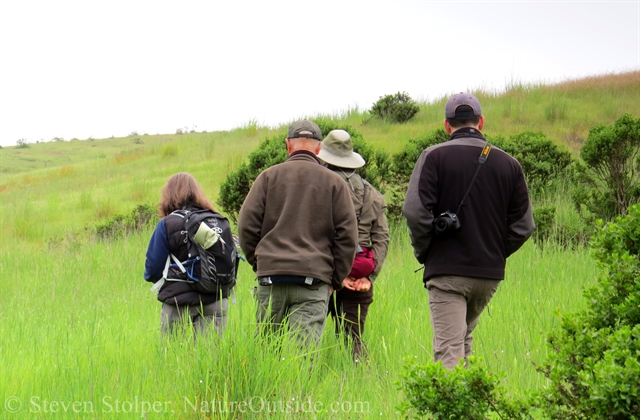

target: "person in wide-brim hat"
[319,129,390,362]
[317,130,365,169]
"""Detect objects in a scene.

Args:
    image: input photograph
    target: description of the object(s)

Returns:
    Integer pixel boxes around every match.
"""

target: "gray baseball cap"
[445,92,482,119]
[287,120,322,141]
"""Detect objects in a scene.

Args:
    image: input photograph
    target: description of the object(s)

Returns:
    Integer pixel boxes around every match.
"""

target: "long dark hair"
[158,172,215,217]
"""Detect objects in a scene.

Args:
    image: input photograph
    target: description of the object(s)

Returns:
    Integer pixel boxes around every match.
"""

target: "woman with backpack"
[144,172,232,337]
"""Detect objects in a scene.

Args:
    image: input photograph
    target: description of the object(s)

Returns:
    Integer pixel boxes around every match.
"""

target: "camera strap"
[455,142,492,214]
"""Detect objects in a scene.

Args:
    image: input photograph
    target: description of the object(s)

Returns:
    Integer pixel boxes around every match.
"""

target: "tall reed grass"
[0,70,632,418]
[0,224,598,419]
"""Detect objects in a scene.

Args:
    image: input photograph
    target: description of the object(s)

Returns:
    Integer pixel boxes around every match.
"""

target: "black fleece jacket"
[403,128,535,281]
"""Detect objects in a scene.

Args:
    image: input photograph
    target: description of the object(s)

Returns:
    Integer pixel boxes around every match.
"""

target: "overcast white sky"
[0,0,638,147]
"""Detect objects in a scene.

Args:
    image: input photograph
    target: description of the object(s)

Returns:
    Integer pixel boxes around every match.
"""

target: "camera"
[433,211,461,234]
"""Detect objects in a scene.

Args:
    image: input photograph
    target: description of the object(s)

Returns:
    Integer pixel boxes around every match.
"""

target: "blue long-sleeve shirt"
[144,219,170,283]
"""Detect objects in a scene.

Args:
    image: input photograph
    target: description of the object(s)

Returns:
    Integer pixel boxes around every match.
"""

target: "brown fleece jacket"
[237,151,358,290]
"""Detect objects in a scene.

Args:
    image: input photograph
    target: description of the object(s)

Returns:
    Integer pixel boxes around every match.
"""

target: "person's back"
[244,152,357,282]
[238,120,358,350]
[318,129,390,360]
[144,172,230,337]
[407,130,532,280]
[403,93,535,369]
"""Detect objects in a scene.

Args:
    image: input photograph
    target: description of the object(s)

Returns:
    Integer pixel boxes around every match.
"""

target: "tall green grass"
[0,71,630,418]
[0,224,598,419]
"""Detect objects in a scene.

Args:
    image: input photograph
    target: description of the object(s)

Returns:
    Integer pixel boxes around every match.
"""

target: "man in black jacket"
[403,93,535,369]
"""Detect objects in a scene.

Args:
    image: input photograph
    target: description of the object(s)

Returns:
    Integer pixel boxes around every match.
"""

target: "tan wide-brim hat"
[317,130,365,169]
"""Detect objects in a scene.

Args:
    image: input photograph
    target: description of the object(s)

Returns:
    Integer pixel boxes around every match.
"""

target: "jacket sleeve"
[403,150,436,264]
[505,169,536,257]
[144,219,169,283]
[237,173,267,272]
[331,182,359,289]
[368,193,390,282]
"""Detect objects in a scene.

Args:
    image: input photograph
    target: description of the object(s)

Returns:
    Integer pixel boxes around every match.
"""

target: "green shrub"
[384,129,575,222]
[575,114,640,219]
[494,132,574,195]
[218,121,390,222]
[399,357,533,419]
[532,206,556,247]
[369,92,420,123]
[95,204,158,240]
[385,129,449,221]
[535,204,640,419]
[16,138,30,149]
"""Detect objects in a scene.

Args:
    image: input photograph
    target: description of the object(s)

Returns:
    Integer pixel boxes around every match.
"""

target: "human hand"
[354,278,371,292]
[342,277,357,291]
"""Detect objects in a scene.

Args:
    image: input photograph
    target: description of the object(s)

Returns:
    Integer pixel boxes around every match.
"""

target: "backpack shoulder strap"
[357,176,369,225]
[170,209,188,218]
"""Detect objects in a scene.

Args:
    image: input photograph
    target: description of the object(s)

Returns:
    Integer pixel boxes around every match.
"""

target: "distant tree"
[16,138,30,148]
[369,92,420,123]
[573,114,640,220]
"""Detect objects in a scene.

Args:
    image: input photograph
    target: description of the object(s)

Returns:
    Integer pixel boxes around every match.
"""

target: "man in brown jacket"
[237,120,358,349]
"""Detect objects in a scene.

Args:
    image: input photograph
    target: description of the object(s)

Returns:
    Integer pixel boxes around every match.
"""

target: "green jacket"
[237,151,358,290]
[331,169,389,282]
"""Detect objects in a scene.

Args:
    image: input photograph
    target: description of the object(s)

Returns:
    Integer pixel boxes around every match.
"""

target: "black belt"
[258,275,322,286]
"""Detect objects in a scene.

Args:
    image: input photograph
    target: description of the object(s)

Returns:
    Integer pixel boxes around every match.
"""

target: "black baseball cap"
[287,120,322,141]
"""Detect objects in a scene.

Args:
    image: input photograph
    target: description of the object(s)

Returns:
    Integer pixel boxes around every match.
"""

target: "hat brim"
[317,147,365,169]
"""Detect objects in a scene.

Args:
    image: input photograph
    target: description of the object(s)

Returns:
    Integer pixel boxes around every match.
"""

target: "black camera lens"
[433,211,460,234]
[435,218,449,232]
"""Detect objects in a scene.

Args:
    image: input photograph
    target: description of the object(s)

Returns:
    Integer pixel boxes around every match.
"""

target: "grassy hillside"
[1,70,638,251]
[1,71,635,419]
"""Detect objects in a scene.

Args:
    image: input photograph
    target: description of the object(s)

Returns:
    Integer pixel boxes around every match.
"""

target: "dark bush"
[575,114,640,219]
[535,204,640,419]
[95,204,158,240]
[399,357,533,419]
[218,121,390,223]
[495,132,574,195]
[369,92,420,123]
[532,206,556,247]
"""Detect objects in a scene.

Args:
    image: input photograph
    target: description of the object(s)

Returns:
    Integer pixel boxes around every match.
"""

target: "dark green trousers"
[256,282,331,349]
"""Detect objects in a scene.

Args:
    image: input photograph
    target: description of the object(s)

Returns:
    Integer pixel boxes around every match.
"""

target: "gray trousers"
[256,282,331,349]
[161,299,228,337]
[425,275,500,369]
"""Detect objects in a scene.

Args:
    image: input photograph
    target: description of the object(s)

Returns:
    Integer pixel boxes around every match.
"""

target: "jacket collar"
[449,127,486,141]
[287,150,322,164]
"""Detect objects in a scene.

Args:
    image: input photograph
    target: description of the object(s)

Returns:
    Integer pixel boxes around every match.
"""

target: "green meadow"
[0,71,637,419]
